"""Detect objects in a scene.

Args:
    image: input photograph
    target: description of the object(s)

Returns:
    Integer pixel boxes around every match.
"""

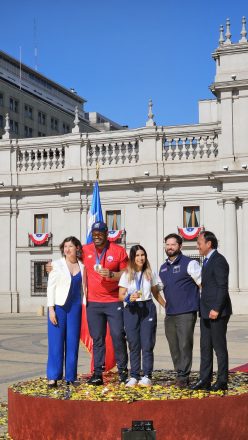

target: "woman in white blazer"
[47,236,84,387]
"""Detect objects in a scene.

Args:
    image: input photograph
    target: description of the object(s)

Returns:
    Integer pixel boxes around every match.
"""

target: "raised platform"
[8,372,248,440]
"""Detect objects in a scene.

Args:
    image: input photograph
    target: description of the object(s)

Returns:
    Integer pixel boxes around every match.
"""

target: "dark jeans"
[200,315,230,384]
[87,301,128,375]
[164,312,197,380]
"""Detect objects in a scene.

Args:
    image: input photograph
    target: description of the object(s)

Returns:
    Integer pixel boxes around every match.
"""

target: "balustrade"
[163,134,218,160]
[87,140,139,165]
[17,146,65,171]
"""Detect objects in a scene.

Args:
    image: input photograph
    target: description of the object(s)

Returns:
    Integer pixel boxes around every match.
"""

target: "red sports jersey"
[82,241,128,302]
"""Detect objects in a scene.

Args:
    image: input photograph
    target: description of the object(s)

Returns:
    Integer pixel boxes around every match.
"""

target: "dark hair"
[199,231,218,249]
[59,236,82,258]
[127,245,152,281]
[164,233,183,246]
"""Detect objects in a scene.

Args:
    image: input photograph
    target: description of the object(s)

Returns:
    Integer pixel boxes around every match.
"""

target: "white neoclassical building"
[1,18,248,314]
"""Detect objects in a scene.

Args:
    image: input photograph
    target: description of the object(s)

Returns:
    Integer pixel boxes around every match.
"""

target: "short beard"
[166,250,180,258]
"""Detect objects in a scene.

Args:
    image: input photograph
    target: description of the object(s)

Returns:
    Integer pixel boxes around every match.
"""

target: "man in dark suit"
[191,231,232,391]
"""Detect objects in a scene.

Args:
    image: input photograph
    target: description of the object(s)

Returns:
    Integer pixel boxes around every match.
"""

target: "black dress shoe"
[210,381,228,391]
[66,381,74,386]
[119,370,128,384]
[47,380,57,388]
[175,378,189,388]
[87,373,103,386]
[190,379,211,391]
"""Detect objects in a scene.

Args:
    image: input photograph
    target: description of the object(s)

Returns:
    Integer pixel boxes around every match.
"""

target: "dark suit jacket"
[200,250,232,319]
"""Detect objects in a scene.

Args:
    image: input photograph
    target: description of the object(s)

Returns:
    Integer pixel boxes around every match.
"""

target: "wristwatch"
[109,271,115,278]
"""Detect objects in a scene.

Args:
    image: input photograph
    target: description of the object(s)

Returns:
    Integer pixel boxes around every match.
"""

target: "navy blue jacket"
[159,253,199,315]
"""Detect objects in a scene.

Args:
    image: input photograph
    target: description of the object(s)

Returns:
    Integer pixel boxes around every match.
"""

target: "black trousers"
[164,312,197,379]
[200,315,230,383]
[87,301,128,375]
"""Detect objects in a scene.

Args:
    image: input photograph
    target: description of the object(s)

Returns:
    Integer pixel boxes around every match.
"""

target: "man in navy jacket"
[159,233,201,387]
[191,231,232,391]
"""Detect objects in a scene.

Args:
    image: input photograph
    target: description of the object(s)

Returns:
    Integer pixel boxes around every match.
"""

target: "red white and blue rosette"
[178,227,203,240]
[29,233,49,245]
[107,230,123,242]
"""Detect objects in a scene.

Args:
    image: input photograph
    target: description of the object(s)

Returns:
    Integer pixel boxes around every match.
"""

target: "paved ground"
[1,312,248,404]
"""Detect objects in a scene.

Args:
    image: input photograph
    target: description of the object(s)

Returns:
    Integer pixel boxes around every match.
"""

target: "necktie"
[203,258,208,267]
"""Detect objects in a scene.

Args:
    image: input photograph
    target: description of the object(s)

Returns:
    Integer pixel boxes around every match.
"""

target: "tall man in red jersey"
[83,221,128,385]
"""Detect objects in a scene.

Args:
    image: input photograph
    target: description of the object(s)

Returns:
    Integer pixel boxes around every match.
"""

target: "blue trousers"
[124,300,157,379]
[87,301,128,375]
[47,301,82,382]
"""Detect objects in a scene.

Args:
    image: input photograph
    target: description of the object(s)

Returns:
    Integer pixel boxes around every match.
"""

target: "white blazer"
[47,257,84,307]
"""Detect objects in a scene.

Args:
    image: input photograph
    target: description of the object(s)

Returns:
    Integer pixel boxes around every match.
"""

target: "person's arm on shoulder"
[187,260,202,286]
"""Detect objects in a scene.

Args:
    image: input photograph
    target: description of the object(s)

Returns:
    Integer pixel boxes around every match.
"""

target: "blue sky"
[1,1,248,128]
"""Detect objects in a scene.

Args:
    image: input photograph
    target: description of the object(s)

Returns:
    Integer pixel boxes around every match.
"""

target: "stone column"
[156,197,166,314]
[138,199,158,271]
[10,206,19,312]
[240,198,248,290]
[157,197,166,270]
[223,198,238,290]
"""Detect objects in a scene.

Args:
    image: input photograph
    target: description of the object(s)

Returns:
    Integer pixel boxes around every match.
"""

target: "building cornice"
[210,79,248,95]
[212,43,248,60]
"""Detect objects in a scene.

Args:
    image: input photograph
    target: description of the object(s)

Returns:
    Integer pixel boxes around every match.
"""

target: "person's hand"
[209,309,219,319]
[130,292,140,302]
[49,307,57,325]
[97,268,111,278]
[46,260,52,274]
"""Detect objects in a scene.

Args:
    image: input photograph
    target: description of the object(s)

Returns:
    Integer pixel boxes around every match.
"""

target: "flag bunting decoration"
[108,230,123,242]
[178,227,204,240]
[29,233,49,245]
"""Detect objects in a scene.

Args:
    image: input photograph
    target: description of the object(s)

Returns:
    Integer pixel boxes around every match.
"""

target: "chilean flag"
[86,181,103,244]
[178,227,203,240]
[81,181,116,373]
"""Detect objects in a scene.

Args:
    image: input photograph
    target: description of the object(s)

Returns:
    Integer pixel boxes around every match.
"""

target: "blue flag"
[86,181,103,243]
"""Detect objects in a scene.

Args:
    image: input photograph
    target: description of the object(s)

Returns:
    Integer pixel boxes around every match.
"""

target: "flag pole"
[96,160,100,182]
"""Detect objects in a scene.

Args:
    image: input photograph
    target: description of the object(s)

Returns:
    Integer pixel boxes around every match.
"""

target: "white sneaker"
[138,376,152,387]
[125,377,138,387]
